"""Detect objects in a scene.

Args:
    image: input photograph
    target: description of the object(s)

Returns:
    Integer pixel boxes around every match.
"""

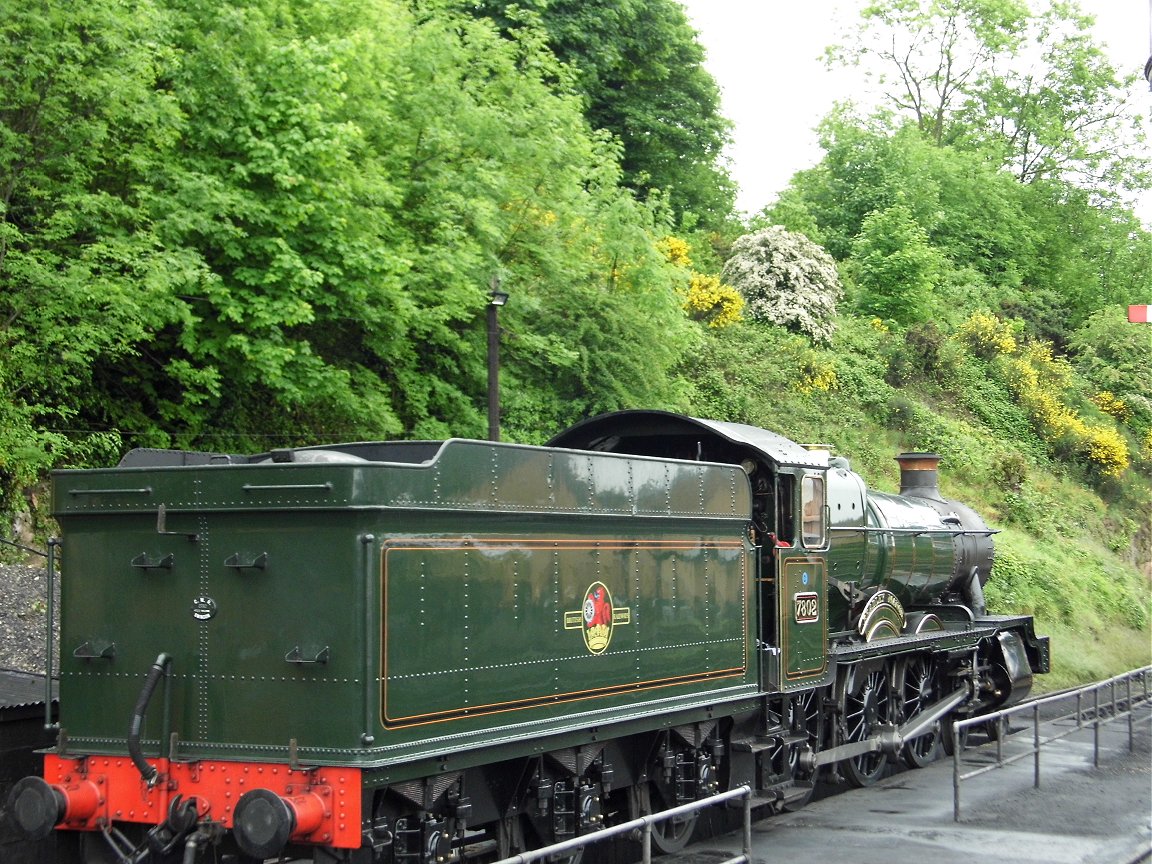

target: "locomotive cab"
[551,411,835,693]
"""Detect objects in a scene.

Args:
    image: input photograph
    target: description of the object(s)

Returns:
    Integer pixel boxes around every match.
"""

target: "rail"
[489,785,753,864]
[952,665,1152,821]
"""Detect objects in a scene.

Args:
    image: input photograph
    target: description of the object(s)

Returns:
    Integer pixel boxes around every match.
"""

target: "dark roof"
[549,409,827,468]
[0,669,56,709]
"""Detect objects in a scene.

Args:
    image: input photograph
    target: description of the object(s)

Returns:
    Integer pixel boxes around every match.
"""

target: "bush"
[721,226,843,343]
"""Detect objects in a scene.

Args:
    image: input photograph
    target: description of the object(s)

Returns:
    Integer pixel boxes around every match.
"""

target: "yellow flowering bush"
[959,311,1017,358]
[1004,343,1130,478]
[660,235,742,329]
[657,236,692,268]
[796,359,838,394]
[1092,391,1130,422]
[683,273,743,328]
[1081,425,1130,479]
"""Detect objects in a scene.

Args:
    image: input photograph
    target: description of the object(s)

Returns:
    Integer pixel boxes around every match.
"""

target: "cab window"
[801,475,826,548]
[774,474,795,545]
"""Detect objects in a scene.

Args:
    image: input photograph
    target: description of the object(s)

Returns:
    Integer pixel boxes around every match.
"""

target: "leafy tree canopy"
[776,115,1151,334]
[469,0,737,228]
[827,0,1150,200]
[0,0,698,514]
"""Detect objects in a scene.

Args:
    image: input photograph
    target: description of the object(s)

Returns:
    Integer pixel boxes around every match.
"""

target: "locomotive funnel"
[895,452,943,501]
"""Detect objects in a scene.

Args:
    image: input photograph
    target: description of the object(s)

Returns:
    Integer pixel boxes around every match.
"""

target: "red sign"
[1129,305,1150,323]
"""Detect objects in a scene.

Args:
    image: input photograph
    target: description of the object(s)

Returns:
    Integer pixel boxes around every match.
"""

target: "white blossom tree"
[721,226,843,343]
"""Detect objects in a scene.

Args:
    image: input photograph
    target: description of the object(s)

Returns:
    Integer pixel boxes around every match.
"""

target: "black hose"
[128,653,171,787]
[182,828,211,864]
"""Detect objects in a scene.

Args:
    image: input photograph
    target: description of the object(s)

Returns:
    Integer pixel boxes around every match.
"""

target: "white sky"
[680,0,1152,220]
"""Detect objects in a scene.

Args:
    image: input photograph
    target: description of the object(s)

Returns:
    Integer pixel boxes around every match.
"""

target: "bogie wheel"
[839,666,893,788]
[782,687,824,811]
[901,655,942,768]
[629,780,698,855]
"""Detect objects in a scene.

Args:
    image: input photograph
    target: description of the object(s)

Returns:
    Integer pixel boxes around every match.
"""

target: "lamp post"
[487,280,509,442]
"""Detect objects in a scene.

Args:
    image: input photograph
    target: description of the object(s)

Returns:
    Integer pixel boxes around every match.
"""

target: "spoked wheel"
[782,687,824,811]
[629,781,698,855]
[901,654,942,768]
[839,666,893,787]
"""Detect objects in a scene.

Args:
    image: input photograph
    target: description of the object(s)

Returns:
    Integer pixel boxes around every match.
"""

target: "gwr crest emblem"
[564,581,631,654]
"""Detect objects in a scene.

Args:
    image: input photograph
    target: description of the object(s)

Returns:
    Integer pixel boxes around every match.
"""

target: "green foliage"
[987,532,1149,650]
[788,115,1150,335]
[1070,308,1152,447]
[0,0,183,510]
[885,322,965,386]
[850,203,943,325]
[469,0,737,228]
[0,0,699,515]
[830,0,1149,195]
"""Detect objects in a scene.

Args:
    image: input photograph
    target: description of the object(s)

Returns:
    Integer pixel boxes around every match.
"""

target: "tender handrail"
[952,666,1151,821]
[490,785,753,864]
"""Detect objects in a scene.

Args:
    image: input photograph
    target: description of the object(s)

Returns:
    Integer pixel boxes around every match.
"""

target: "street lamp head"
[489,289,510,307]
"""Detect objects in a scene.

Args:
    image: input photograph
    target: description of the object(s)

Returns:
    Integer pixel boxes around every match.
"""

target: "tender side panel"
[380,536,750,729]
[53,441,756,762]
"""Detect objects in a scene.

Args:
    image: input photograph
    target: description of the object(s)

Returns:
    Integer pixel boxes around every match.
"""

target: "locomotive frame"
[6,410,1048,863]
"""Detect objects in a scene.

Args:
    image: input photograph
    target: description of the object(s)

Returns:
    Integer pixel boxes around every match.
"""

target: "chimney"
[895,452,943,501]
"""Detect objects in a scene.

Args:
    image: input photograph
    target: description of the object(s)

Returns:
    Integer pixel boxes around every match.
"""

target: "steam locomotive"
[5,410,1047,863]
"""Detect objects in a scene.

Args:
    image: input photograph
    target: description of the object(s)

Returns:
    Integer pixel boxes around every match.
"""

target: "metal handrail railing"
[952,666,1152,821]
[490,784,753,864]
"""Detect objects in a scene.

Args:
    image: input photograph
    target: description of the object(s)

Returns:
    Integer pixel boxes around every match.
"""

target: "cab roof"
[549,409,827,470]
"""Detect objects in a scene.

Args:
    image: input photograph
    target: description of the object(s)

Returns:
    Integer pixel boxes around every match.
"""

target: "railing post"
[1127,674,1134,752]
[641,822,652,864]
[743,791,752,859]
[1093,685,1100,768]
[995,714,1004,766]
[953,723,962,822]
[1033,703,1040,789]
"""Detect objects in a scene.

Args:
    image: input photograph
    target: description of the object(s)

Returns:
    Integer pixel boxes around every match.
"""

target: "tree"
[828,0,1028,146]
[721,227,842,343]
[962,3,1149,191]
[828,0,1149,198]
[469,0,737,228]
[0,0,182,507]
[850,203,944,326]
[1,0,699,483]
[779,115,1150,333]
